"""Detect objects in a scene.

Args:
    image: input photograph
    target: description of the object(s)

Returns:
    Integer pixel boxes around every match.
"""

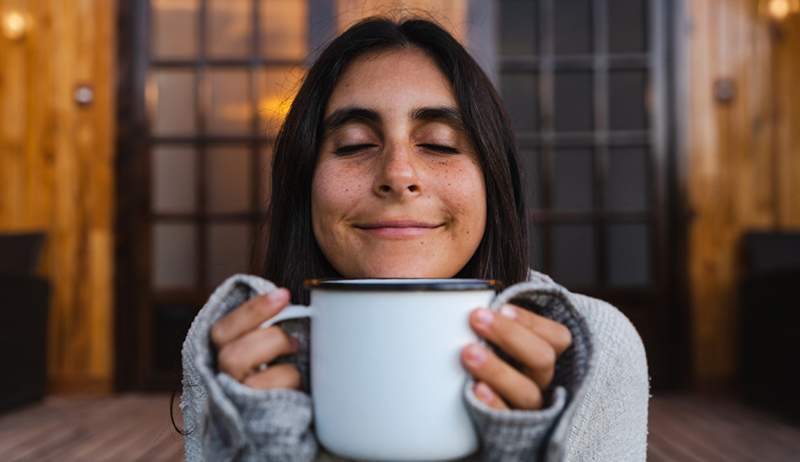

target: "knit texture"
[181,271,649,461]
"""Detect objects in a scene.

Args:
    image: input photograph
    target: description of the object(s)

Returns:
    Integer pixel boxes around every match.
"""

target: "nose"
[373,143,422,198]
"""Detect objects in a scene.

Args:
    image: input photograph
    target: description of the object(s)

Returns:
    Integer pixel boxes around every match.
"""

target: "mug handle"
[255,304,312,372]
[259,304,313,329]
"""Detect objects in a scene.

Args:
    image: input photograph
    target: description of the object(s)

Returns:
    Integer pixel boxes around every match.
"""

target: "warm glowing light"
[763,0,800,21]
[1,10,29,41]
[259,96,294,125]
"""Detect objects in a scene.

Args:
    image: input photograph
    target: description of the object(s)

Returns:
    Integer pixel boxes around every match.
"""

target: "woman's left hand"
[461,304,573,411]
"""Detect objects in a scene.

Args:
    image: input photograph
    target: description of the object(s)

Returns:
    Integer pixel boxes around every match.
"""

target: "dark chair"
[0,232,50,413]
[739,232,800,422]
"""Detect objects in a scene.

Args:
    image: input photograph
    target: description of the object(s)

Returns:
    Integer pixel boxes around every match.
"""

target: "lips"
[353,220,444,238]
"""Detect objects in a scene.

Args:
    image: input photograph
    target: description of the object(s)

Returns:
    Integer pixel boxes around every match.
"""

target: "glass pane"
[554,72,593,132]
[260,0,308,59]
[606,147,648,211]
[518,150,540,209]
[152,0,198,58]
[609,70,648,130]
[608,0,647,53]
[151,146,196,212]
[554,0,592,55]
[554,148,593,211]
[207,146,251,213]
[607,223,650,286]
[208,0,252,57]
[499,0,537,55]
[259,145,274,211]
[552,224,595,287]
[208,70,252,135]
[529,223,544,271]
[258,66,304,135]
[152,70,195,135]
[153,223,196,289]
[501,72,538,132]
[208,223,252,287]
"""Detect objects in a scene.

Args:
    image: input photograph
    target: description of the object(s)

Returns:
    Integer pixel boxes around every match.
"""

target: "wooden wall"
[684,0,800,386]
[0,0,115,392]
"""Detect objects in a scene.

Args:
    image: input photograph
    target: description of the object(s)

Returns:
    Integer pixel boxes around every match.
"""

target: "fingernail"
[475,382,494,402]
[500,305,517,320]
[475,308,494,326]
[465,343,487,364]
[268,288,288,302]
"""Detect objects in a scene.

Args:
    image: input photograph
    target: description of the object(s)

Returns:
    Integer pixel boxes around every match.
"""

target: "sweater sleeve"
[558,295,650,462]
[181,274,318,462]
[463,274,596,462]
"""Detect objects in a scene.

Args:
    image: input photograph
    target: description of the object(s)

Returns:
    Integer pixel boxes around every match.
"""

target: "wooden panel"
[0,0,115,391]
[684,0,800,385]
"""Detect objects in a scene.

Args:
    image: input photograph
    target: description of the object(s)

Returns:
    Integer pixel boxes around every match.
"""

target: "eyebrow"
[322,105,466,135]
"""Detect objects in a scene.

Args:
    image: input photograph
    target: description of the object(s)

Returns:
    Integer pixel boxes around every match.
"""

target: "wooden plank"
[685,0,800,386]
[0,0,115,390]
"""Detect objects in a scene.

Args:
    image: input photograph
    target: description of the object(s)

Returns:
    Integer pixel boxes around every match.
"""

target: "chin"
[355,261,458,279]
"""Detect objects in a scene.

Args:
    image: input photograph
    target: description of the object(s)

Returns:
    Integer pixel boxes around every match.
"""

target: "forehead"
[325,47,457,116]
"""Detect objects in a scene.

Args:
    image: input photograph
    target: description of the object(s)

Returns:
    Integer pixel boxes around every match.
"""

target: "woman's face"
[312,47,487,278]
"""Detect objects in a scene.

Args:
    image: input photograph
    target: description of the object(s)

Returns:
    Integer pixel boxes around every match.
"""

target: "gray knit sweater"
[181,270,649,461]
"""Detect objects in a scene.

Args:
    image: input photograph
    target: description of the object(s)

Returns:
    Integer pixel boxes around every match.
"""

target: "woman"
[181,16,649,462]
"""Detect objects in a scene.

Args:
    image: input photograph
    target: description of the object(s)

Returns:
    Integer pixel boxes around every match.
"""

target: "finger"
[242,363,302,390]
[469,308,557,390]
[218,326,299,381]
[211,288,290,348]
[461,342,543,410]
[473,381,509,410]
[498,304,573,355]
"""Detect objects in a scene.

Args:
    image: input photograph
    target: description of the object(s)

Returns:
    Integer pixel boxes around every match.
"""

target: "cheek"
[311,162,366,228]
[443,163,487,232]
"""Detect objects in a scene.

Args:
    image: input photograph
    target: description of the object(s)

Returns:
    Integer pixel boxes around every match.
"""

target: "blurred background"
[1,0,799,460]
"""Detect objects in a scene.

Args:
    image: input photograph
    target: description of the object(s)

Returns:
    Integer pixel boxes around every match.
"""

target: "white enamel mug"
[259,278,498,461]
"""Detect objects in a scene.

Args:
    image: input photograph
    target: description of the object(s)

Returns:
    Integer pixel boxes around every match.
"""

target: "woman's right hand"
[210,287,302,390]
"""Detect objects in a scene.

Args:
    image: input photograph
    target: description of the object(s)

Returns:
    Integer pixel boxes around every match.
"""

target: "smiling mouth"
[353,221,444,238]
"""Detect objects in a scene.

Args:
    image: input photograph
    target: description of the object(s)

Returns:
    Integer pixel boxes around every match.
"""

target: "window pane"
[609,70,648,130]
[499,0,537,55]
[260,0,308,60]
[208,223,251,287]
[607,223,650,286]
[552,224,595,287]
[554,148,593,211]
[152,70,195,135]
[518,150,541,209]
[608,0,647,53]
[208,70,252,135]
[207,146,251,213]
[151,146,196,212]
[259,145,274,211]
[258,66,304,135]
[606,147,648,211]
[152,0,197,58]
[153,223,196,289]
[208,0,252,57]
[501,72,538,132]
[554,0,592,55]
[554,72,593,132]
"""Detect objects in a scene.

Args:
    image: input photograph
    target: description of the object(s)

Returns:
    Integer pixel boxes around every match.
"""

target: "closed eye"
[418,144,459,154]
[334,143,378,155]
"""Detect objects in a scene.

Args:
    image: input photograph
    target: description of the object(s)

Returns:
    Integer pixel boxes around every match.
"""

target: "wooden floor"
[0,392,798,461]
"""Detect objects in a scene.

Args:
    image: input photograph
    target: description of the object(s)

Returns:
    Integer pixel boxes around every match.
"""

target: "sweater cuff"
[205,372,317,461]
[464,380,568,461]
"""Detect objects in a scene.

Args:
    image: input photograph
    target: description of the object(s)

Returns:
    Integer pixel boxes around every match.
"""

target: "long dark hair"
[262,16,529,303]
